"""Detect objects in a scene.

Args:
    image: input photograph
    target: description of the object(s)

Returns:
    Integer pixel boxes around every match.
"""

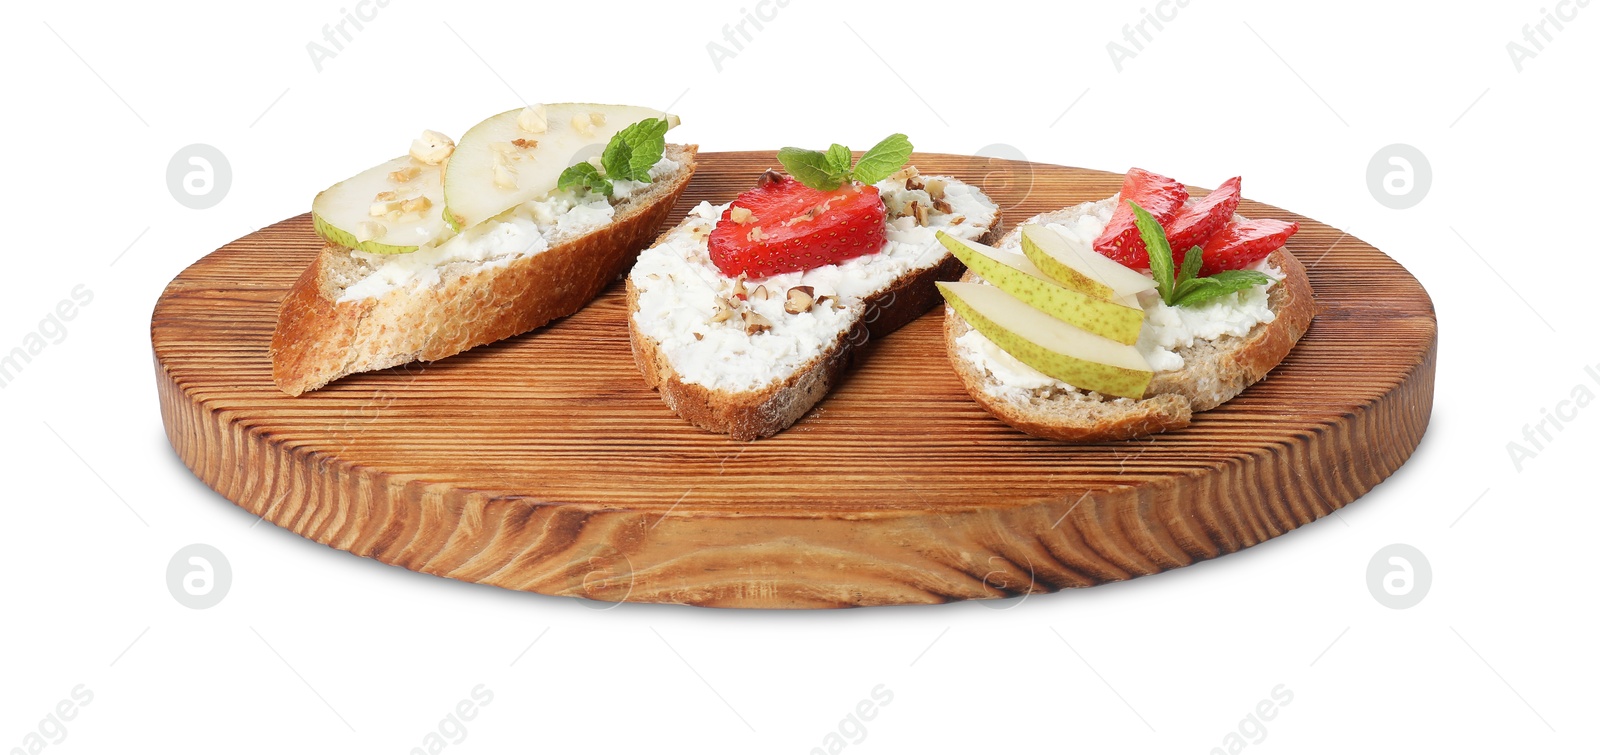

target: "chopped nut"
[784,286,816,314]
[905,200,929,226]
[743,310,773,335]
[906,175,925,191]
[890,165,920,183]
[374,190,399,202]
[492,161,518,189]
[356,220,385,242]
[746,226,767,242]
[932,198,954,215]
[710,297,737,323]
[750,285,770,301]
[511,138,539,149]
[949,215,965,226]
[729,206,754,224]
[571,112,606,136]
[925,178,947,200]
[731,275,749,299]
[517,104,549,134]
[410,130,455,165]
[694,332,704,340]
[400,196,432,213]
[388,165,422,183]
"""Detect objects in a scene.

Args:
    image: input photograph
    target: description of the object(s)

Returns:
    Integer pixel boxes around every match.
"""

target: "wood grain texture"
[152,152,1438,608]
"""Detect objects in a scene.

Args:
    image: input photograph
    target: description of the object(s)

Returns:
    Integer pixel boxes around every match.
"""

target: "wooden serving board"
[153,152,1437,608]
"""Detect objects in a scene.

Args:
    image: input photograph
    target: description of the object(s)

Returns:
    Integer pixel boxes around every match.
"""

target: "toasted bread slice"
[944,200,1317,442]
[628,172,1001,440]
[271,144,698,395]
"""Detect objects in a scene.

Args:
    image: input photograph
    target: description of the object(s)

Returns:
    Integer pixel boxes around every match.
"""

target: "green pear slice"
[1020,224,1156,300]
[312,156,446,254]
[443,103,681,230]
[940,281,1153,399]
[938,232,1143,345]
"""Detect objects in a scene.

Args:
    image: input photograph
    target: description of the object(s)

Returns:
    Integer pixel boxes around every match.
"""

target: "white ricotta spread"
[957,196,1284,398]
[338,157,682,302]
[629,174,1000,393]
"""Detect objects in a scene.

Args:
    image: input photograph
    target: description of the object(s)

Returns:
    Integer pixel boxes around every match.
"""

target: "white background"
[2,0,1595,752]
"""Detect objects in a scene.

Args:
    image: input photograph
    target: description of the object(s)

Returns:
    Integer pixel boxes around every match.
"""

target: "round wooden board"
[153,152,1437,609]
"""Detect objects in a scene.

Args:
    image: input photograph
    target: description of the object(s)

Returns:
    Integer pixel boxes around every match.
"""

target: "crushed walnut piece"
[409,130,455,165]
[750,285,770,301]
[731,275,749,299]
[709,297,737,323]
[511,138,539,149]
[890,165,919,184]
[924,178,947,200]
[784,286,816,314]
[932,198,954,215]
[742,310,773,335]
[729,206,754,224]
[388,165,421,183]
[906,175,925,192]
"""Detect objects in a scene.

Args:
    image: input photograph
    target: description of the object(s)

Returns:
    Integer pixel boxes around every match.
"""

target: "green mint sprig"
[556,117,672,196]
[1129,200,1272,308]
[776,134,913,191]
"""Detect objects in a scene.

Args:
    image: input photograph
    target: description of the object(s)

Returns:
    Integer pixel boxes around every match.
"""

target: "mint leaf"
[602,117,671,183]
[852,133,913,185]
[1177,245,1204,287]
[1130,201,1176,304]
[1171,270,1272,307]
[558,162,612,196]
[777,147,846,190]
[826,144,853,176]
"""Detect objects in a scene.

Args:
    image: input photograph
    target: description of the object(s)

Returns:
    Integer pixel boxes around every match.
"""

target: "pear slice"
[938,232,1143,345]
[1021,224,1156,300]
[443,103,681,230]
[312,156,447,254]
[940,281,1153,399]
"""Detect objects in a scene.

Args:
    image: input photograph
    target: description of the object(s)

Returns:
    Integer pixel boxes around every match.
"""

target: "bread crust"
[271,145,699,395]
[628,211,1000,441]
[944,245,1317,443]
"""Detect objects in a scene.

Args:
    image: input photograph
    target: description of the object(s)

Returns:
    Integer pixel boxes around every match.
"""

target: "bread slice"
[271,144,698,395]
[628,172,1001,440]
[944,200,1317,442]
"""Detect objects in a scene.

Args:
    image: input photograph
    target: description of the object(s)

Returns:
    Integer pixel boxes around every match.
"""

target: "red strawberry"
[1166,177,1241,266]
[1093,168,1189,270]
[1199,218,1300,275]
[708,173,887,279]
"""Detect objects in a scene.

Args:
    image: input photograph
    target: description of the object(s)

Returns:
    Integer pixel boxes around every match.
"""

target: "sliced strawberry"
[1092,168,1189,270]
[708,173,887,279]
[1199,218,1300,275]
[1166,177,1241,267]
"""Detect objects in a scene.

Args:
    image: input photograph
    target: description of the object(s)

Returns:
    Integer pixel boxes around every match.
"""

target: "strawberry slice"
[708,172,887,279]
[1166,177,1241,267]
[1093,168,1189,270]
[1199,218,1300,275]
